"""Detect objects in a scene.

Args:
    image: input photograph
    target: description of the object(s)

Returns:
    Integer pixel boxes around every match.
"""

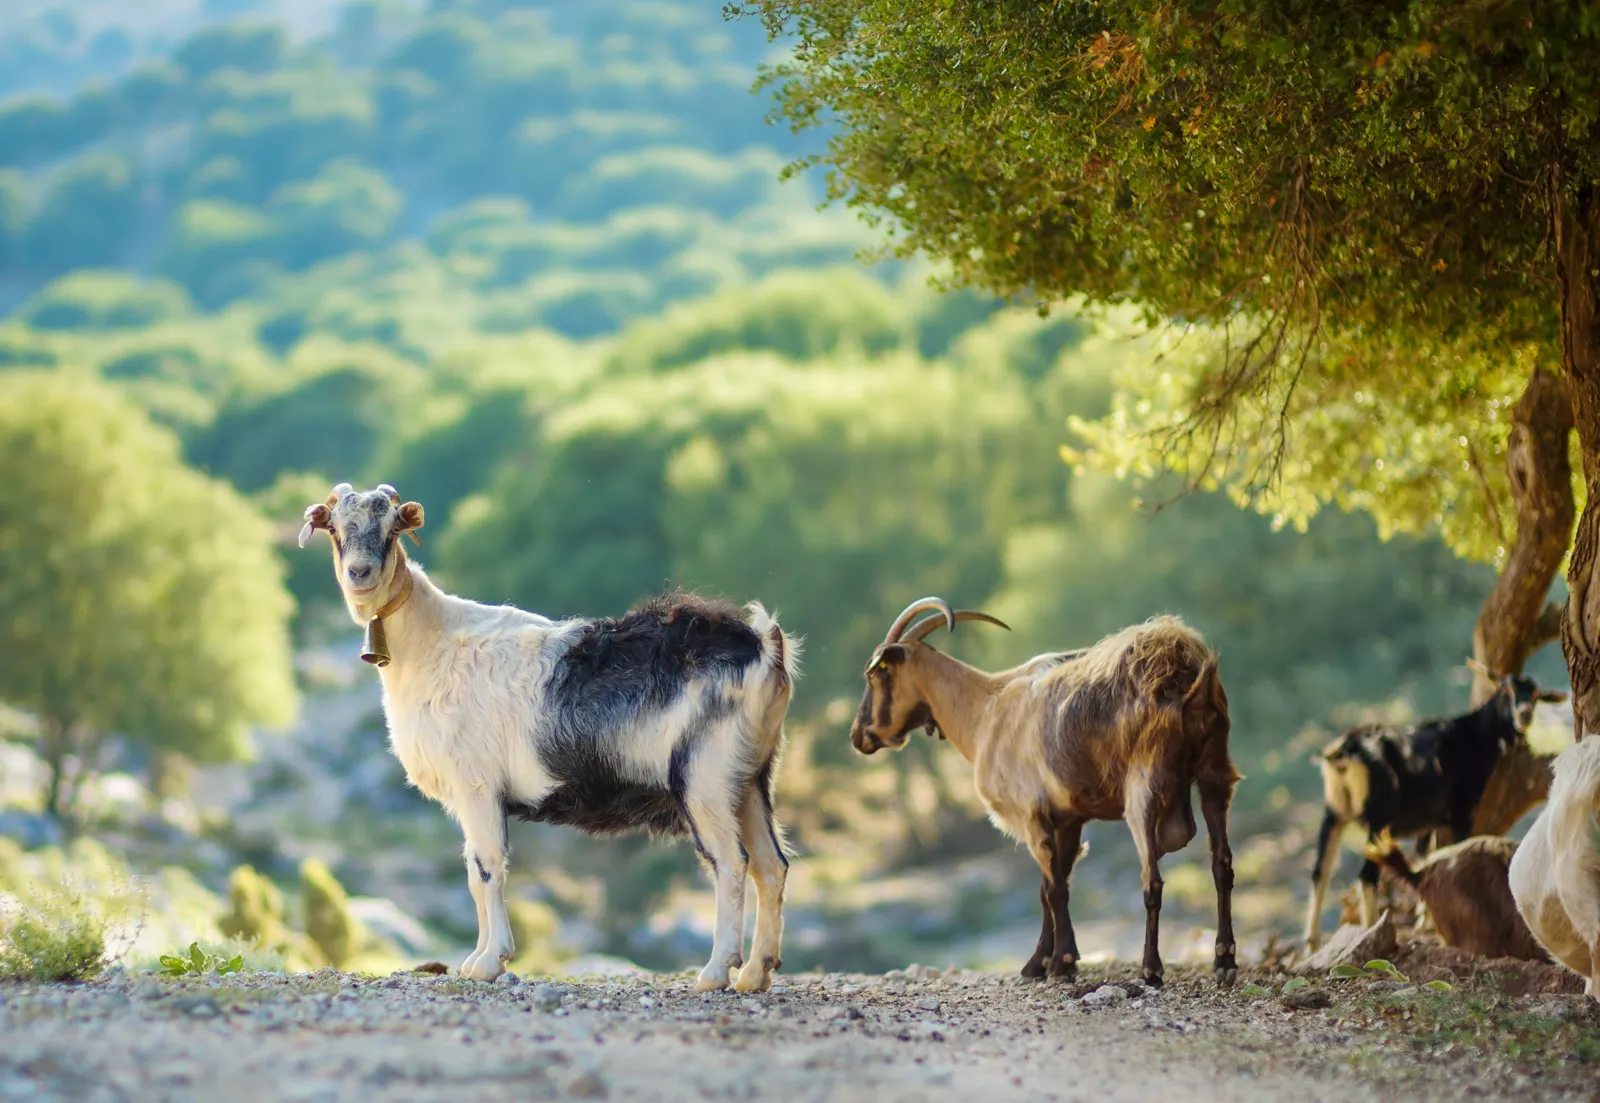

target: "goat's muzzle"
[850,723,882,755]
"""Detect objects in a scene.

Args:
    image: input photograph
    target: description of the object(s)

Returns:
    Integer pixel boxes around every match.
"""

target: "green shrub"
[219,864,290,949]
[299,858,362,968]
[0,888,109,982]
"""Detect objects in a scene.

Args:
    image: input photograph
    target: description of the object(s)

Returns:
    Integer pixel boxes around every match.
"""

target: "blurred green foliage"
[0,372,297,819]
[299,857,362,968]
[0,0,1537,964]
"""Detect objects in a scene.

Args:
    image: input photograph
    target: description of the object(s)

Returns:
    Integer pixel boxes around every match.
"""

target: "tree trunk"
[1470,366,1574,707]
[1558,182,1600,738]
[1472,746,1556,836]
[1464,366,1574,834]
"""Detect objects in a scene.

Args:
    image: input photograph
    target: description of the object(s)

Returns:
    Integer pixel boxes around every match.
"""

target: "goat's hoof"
[1020,957,1047,980]
[733,963,772,994]
[694,968,731,993]
[1140,968,1165,989]
[1215,965,1238,987]
[461,956,504,983]
[1046,960,1078,984]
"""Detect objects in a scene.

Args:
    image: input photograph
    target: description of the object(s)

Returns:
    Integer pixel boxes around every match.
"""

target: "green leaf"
[224,955,244,975]
[1282,977,1309,995]
[189,942,205,968]
[1329,965,1366,979]
[1423,980,1453,992]
[1240,982,1271,996]
[1361,959,1395,972]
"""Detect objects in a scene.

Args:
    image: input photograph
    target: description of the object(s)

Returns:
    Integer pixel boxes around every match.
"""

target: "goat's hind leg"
[1198,770,1238,986]
[1126,774,1166,987]
[733,774,788,994]
[684,762,749,993]
[456,797,515,982]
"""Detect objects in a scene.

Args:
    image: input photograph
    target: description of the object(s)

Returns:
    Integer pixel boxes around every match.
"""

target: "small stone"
[131,980,167,1002]
[638,996,656,1009]
[916,996,941,1012]
[741,998,763,1013]
[883,980,908,996]
[531,985,563,1011]
[846,1005,864,1020]
[171,996,221,1018]
[494,971,523,988]
[768,986,791,996]
[1081,985,1128,1008]
[566,1070,608,1098]
[1279,988,1333,1012]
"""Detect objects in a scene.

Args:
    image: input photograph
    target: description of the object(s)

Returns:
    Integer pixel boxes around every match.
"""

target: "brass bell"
[361,616,391,666]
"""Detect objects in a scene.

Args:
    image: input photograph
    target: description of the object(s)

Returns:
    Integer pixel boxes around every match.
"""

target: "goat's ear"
[299,503,331,548]
[397,501,425,546]
[878,644,907,667]
[1537,689,1570,703]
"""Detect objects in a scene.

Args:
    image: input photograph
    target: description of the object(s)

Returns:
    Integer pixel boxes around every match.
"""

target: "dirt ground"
[3,949,1599,1103]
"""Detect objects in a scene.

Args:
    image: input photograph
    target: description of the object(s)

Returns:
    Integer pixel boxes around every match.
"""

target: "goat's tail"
[1181,656,1228,732]
[743,601,802,695]
[1364,829,1421,887]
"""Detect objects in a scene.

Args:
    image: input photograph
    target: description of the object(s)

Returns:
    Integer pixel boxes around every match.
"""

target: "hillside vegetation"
[0,0,1535,972]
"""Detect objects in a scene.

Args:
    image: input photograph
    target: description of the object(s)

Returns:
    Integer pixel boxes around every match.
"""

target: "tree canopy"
[0,371,297,821]
[745,0,1600,716]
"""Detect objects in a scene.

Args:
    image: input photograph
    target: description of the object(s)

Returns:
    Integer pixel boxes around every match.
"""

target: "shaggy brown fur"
[1368,832,1549,963]
[851,605,1241,989]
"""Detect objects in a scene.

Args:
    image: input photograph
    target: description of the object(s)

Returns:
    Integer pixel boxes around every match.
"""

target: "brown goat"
[849,597,1240,987]
[1366,831,1549,962]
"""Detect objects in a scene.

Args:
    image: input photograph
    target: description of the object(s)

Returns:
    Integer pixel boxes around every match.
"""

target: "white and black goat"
[848,598,1239,987]
[299,483,800,991]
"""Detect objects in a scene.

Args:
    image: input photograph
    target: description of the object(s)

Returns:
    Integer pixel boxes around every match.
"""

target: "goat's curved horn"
[377,483,400,503]
[883,597,954,644]
[904,609,1012,644]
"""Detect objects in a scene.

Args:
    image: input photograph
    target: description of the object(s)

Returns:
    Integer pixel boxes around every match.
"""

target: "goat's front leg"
[1021,879,1053,980]
[1021,818,1058,981]
[1126,775,1165,987]
[456,798,515,982]
[1047,818,1085,981]
[1304,807,1342,951]
[685,788,748,993]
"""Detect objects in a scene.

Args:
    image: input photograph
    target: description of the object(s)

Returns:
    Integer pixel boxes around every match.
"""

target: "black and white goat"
[299,483,800,991]
[1305,669,1567,950]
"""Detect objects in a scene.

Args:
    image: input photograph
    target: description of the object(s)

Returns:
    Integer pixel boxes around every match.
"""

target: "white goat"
[299,482,799,991]
[1509,733,1600,996]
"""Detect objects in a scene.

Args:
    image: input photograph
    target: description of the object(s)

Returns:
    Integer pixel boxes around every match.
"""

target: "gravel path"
[2,962,1596,1102]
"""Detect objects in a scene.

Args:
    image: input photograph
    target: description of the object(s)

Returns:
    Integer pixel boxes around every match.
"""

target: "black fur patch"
[475,856,490,883]
[511,593,762,841]
[754,755,788,868]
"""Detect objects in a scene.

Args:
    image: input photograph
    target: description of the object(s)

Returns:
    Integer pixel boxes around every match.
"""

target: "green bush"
[0,888,108,982]
[300,858,362,969]
[219,864,291,950]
